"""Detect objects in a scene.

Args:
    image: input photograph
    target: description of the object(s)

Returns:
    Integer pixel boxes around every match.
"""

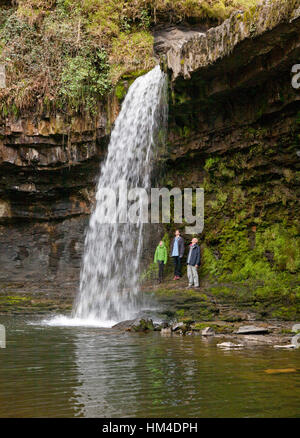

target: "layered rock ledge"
[166,0,300,80]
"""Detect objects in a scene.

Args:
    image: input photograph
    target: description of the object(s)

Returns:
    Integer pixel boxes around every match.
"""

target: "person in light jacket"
[154,240,168,283]
[170,229,185,280]
[186,238,201,288]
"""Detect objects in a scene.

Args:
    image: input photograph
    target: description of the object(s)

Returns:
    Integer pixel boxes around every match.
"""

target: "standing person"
[154,240,168,283]
[170,229,184,280]
[186,237,201,288]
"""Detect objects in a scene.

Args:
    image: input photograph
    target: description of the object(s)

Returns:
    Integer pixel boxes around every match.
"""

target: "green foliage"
[255,224,300,273]
[60,50,111,112]
[115,82,126,101]
[272,306,299,321]
[109,31,155,83]
[175,309,185,318]
[162,232,170,254]
[0,0,262,114]
[204,156,220,171]
[202,246,220,277]
[193,322,234,333]
[202,222,300,319]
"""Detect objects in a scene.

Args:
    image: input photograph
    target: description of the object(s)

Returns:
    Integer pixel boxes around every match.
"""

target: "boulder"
[291,334,300,348]
[171,322,184,331]
[153,323,162,331]
[131,319,154,332]
[292,323,300,333]
[112,318,154,332]
[112,319,137,330]
[235,325,269,335]
[161,327,172,336]
[201,327,215,336]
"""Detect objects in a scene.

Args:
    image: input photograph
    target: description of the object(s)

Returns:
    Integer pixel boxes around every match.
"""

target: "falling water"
[72,66,168,325]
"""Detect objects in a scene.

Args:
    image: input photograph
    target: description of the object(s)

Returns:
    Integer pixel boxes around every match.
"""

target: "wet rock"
[273,334,300,349]
[235,325,269,335]
[161,327,172,336]
[112,318,154,332]
[273,344,296,350]
[291,334,300,348]
[201,327,215,336]
[171,322,184,331]
[153,323,162,331]
[242,335,276,346]
[172,322,191,335]
[292,324,300,333]
[111,319,137,330]
[217,342,244,349]
[130,318,154,332]
[154,24,207,56]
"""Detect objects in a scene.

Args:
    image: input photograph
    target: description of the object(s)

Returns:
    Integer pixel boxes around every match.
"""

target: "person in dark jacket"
[170,229,184,280]
[186,238,201,288]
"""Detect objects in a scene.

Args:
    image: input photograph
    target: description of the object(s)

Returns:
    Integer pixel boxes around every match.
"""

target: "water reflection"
[73,331,201,417]
[72,330,300,418]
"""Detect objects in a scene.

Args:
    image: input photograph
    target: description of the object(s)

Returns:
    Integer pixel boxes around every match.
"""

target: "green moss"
[131,318,154,332]
[0,292,73,314]
[201,222,300,319]
[115,81,126,101]
[148,287,218,321]
[280,328,293,334]
[164,127,299,321]
[272,306,299,321]
[109,31,155,83]
[0,295,30,304]
[176,309,185,318]
[204,157,220,171]
[193,322,234,333]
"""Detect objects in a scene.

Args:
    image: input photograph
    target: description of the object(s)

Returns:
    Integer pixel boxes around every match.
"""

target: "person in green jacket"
[154,241,168,283]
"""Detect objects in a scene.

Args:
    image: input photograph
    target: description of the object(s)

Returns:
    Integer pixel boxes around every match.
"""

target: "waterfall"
[73,66,168,325]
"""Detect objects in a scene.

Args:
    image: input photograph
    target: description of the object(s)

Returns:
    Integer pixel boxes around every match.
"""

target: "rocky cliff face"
[162,0,300,319]
[0,104,113,294]
[0,0,299,315]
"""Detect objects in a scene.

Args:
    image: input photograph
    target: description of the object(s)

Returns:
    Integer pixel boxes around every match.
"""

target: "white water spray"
[70,66,167,325]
